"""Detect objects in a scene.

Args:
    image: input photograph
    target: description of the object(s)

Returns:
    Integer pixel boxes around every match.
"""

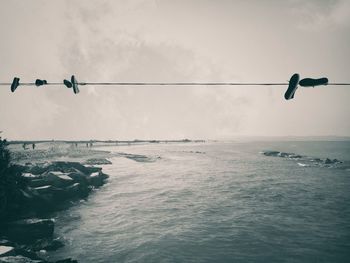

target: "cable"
[1,82,350,86]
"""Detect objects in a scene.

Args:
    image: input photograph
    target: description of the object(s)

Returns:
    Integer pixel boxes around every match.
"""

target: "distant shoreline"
[7,139,206,145]
[6,136,350,145]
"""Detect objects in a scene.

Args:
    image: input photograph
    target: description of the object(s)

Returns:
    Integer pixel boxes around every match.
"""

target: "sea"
[47,140,350,263]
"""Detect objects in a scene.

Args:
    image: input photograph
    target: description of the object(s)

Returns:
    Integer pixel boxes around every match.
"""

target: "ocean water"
[48,141,350,263]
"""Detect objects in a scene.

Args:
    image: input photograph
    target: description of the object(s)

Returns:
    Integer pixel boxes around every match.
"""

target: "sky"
[0,0,349,140]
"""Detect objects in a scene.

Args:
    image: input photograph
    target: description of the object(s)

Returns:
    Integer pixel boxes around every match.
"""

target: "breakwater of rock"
[0,159,110,263]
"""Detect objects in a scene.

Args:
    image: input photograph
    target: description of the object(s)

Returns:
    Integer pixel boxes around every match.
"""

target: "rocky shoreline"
[0,159,111,263]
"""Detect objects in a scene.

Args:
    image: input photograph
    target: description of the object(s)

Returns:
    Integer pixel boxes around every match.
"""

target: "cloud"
[290,0,350,30]
[42,0,251,140]
[1,0,349,139]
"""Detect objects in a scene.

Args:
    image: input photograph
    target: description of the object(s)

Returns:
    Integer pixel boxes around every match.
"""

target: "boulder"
[43,172,74,188]
[98,172,109,180]
[19,189,34,201]
[324,158,332,164]
[30,238,64,252]
[65,183,86,199]
[66,170,88,185]
[262,151,280,157]
[324,158,342,165]
[85,166,102,174]
[29,172,73,190]
[87,172,108,188]
[28,179,47,188]
[4,219,54,244]
[278,152,290,157]
[0,246,15,257]
[47,162,99,175]
[18,189,39,208]
[0,240,13,247]
[24,163,50,175]
[289,154,302,159]
[31,185,69,205]
[32,185,53,195]
[311,158,322,163]
[21,173,40,179]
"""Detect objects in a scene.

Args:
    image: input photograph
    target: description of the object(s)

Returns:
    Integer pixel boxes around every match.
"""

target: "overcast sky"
[0,0,349,140]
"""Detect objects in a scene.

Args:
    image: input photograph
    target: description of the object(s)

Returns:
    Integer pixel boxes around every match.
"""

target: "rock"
[55,259,78,263]
[47,162,99,175]
[0,256,44,263]
[33,185,70,205]
[28,179,47,188]
[21,173,40,179]
[0,246,15,257]
[65,183,87,199]
[29,172,74,191]
[32,185,53,194]
[0,240,13,247]
[50,172,72,181]
[324,158,332,164]
[30,238,64,252]
[288,154,302,159]
[84,158,112,165]
[278,152,290,157]
[87,172,108,188]
[66,170,88,185]
[324,158,342,165]
[18,188,44,211]
[19,189,34,200]
[98,172,109,180]
[43,172,74,188]
[262,151,280,157]
[87,173,104,187]
[84,166,102,174]
[24,163,51,175]
[4,219,54,244]
[25,161,99,177]
[42,238,64,251]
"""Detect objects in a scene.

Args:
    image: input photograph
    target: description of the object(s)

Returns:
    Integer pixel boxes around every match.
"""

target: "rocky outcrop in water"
[0,161,109,263]
[262,151,302,159]
[115,153,160,163]
[262,150,344,168]
[83,158,112,165]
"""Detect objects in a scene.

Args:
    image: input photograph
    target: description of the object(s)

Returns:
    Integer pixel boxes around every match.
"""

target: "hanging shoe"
[71,75,79,94]
[299,77,328,87]
[11,77,20,92]
[63,79,72,88]
[35,79,47,86]
[284,73,299,100]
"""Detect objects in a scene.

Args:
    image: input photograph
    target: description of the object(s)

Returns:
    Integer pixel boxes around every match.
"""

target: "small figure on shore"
[86,143,89,148]
[90,142,93,147]
[32,143,35,150]
[23,143,27,150]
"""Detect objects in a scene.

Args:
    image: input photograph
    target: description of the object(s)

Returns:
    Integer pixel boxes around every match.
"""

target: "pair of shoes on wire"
[284,74,328,100]
[63,75,79,94]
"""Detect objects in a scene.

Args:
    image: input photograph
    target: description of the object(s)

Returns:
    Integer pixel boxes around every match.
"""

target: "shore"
[0,143,113,263]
